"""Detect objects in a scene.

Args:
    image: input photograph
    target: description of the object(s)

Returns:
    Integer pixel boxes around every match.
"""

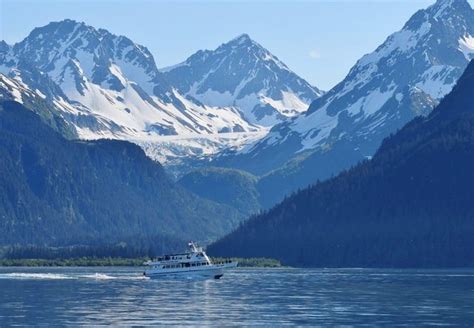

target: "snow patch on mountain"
[358,21,432,68]
[416,66,458,99]
[459,35,474,60]
[0,74,24,103]
[293,107,339,153]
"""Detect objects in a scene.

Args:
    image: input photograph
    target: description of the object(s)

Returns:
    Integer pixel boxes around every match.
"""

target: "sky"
[1,0,473,90]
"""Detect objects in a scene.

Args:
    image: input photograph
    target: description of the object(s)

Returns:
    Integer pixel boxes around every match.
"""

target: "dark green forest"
[178,167,261,216]
[0,101,243,251]
[208,61,474,268]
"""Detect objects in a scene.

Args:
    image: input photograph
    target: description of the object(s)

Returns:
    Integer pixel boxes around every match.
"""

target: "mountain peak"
[40,18,89,34]
[431,0,470,9]
[221,33,261,52]
[17,19,101,54]
[15,18,157,74]
[403,0,473,33]
[228,33,252,45]
[427,0,472,17]
[162,33,322,126]
[217,34,285,67]
[58,18,84,26]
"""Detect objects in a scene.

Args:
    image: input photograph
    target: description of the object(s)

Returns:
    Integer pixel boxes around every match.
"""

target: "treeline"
[0,257,148,267]
[0,257,282,267]
[211,257,281,268]
[1,244,153,260]
[0,234,187,261]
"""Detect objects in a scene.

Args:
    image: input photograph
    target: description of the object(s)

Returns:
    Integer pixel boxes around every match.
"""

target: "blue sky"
[1,0,472,90]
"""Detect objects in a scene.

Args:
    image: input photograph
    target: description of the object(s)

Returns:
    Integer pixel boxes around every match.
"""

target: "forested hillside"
[208,61,474,268]
[0,101,243,250]
[178,167,261,216]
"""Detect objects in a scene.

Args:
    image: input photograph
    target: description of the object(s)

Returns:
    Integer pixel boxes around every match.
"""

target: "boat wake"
[79,273,148,281]
[0,272,148,281]
[0,273,74,280]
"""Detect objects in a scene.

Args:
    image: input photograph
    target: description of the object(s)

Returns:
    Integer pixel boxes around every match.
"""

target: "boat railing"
[212,260,234,265]
[145,259,235,266]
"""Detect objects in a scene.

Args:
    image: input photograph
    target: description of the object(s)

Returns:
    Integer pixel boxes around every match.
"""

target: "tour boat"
[143,242,237,279]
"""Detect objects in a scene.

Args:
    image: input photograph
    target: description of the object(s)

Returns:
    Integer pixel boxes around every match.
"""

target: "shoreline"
[0,257,282,268]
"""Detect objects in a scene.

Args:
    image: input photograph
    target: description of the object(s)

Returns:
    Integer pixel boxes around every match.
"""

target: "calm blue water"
[0,267,473,326]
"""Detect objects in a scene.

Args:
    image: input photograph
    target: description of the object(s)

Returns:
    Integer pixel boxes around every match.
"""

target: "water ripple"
[0,267,473,326]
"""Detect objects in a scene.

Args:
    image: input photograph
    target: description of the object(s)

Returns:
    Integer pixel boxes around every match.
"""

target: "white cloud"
[308,49,321,59]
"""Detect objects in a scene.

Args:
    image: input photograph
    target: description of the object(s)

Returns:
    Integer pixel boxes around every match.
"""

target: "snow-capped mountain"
[0,20,260,147]
[224,0,474,177]
[161,34,323,127]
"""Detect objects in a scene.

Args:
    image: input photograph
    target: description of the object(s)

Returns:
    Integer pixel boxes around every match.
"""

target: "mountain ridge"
[0,20,323,166]
[214,0,474,207]
[161,33,323,127]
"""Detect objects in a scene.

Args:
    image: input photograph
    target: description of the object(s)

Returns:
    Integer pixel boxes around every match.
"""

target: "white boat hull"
[144,262,237,279]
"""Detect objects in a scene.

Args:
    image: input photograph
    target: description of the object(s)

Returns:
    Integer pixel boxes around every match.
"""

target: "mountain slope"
[0,72,77,138]
[0,100,243,248]
[178,167,261,216]
[217,0,474,207]
[208,60,474,268]
[162,34,323,127]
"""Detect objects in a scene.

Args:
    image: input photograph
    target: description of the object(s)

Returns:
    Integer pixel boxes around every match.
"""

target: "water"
[0,267,473,326]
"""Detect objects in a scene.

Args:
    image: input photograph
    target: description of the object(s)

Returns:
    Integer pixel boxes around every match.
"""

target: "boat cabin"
[145,242,213,270]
